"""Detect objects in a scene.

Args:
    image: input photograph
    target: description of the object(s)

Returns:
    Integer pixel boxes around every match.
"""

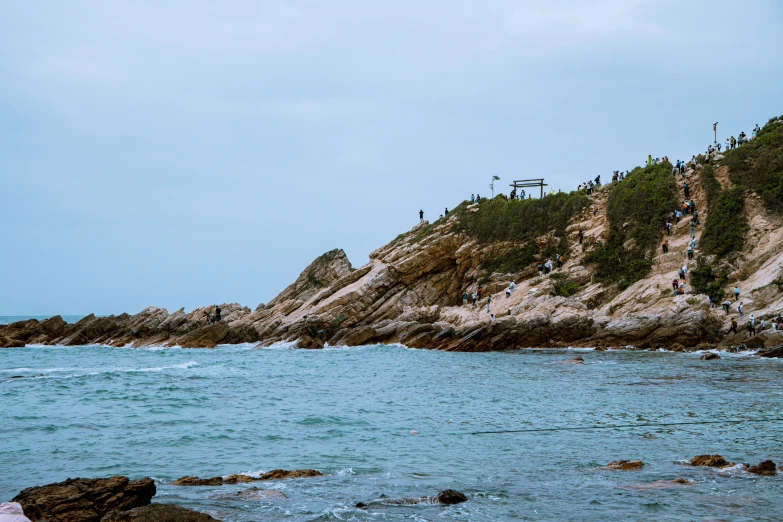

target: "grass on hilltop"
[725,114,783,214]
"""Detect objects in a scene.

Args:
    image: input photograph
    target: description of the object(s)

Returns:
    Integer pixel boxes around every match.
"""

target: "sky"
[1,1,782,316]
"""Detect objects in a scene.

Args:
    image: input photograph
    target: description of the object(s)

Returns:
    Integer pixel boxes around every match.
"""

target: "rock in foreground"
[699,352,720,360]
[12,476,155,522]
[689,455,733,467]
[101,504,219,522]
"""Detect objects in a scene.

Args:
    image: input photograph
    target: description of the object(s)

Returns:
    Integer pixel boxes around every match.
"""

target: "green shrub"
[689,259,728,299]
[479,244,538,276]
[699,187,748,256]
[548,272,568,280]
[686,297,701,306]
[725,115,783,214]
[453,192,589,243]
[584,163,678,289]
[553,278,582,297]
[700,164,722,209]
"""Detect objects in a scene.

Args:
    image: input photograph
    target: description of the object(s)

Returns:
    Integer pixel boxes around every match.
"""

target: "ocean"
[1,343,782,520]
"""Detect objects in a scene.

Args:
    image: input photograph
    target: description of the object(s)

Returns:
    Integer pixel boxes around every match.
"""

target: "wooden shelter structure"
[509,178,548,199]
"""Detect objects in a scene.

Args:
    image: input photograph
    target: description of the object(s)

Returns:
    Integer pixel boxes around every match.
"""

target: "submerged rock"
[625,478,694,490]
[562,356,585,364]
[355,489,467,508]
[101,504,219,521]
[746,460,777,476]
[699,352,720,360]
[171,476,223,486]
[215,488,287,501]
[13,476,155,522]
[604,460,644,470]
[689,455,734,467]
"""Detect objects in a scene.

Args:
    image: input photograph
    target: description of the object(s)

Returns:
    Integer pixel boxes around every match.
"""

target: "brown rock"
[0,336,25,348]
[746,460,776,476]
[699,352,720,360]
[295,335,324,349]
[604,460,644,470]
[101,503,219,521]
[689,455,733,467]
[257,469,322,480]
[759,344,783,358]
[222,475,254,484]
[13,476,155,522]
[436,489,468,505]
[170,476,223,486]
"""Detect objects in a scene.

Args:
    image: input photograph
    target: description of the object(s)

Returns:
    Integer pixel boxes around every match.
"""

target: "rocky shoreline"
[7,455,777,521]
[3,151,783,354]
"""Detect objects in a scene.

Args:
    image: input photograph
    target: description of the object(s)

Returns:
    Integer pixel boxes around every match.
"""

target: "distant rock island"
[3,116,783,353]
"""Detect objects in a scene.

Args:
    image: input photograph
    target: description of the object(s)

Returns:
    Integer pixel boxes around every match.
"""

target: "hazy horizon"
[2,0,782,316]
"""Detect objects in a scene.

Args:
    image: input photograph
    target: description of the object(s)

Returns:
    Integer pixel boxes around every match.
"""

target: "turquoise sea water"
[1,344,782,521]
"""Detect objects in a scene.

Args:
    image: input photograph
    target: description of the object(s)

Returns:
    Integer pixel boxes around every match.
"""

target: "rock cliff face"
[4,149,783,352]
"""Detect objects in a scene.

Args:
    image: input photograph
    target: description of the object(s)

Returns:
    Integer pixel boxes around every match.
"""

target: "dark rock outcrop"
[604,460,644,470]
[746,460,776,476]
[170,476,223,486]
[689,455,733,467]
[759,344,783,358]
[13,476,155,522]
[101,504,219,521]
[257,469,322,480]
[699,352,720,360]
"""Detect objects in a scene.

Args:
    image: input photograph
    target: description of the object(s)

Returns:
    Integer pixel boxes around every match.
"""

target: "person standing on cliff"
[662,240,669,254]
[733,285,740,300]
[471,194,475,203]
[738,302,745,319]
[749,314,756,336]
[215,305,221,322]
[419,209,424,222]
[728,318,738,334]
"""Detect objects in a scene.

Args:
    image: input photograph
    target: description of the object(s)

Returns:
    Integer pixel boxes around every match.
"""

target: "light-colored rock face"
[3,156,783,351]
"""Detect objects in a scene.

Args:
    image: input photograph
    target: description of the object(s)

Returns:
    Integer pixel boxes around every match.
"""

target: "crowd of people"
[431,122,777,340]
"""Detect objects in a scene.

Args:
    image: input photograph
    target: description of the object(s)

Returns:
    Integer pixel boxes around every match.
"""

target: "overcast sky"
[1,1,781,316]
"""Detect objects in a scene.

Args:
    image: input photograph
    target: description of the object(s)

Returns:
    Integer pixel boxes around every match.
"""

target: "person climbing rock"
[749,314,756,336]
[486,295,492,313]
[690,222,695,238]
[556,253,563,269]
[738,302,745,319]
[683,182,690,199]
[578,228,584,244]
[462,291,468,306]
[734,285,740,301]
[692,210,699,225]
[665,221,671,235]
[722,299,731,314]
[471,292,477,307]
[687,245,694,260]
[662,240,669,254]
[709,295,717,308]
[537,262,544,277]
[419,209,424,222]
[728,318,738,334]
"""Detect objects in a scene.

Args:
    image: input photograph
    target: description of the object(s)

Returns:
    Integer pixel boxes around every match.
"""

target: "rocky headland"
[3,117,783,354]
